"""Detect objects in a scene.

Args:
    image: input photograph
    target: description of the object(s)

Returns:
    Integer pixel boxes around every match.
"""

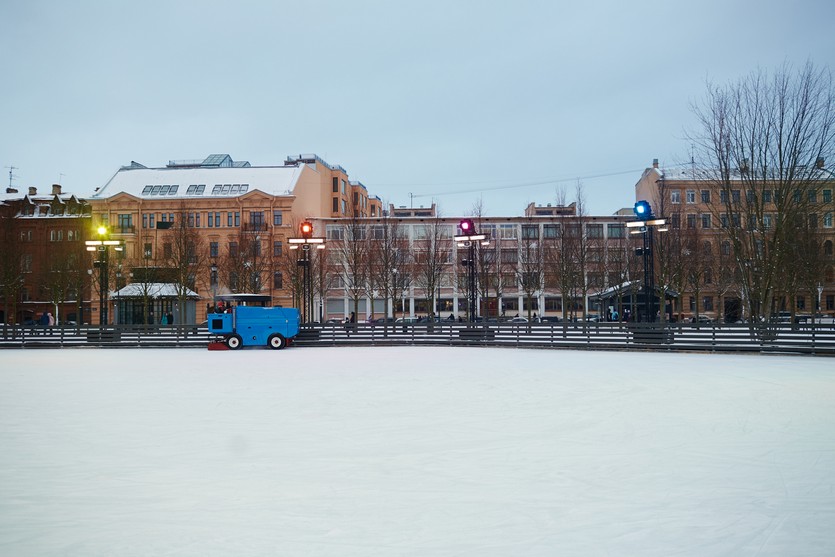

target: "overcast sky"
[2,0,833,216]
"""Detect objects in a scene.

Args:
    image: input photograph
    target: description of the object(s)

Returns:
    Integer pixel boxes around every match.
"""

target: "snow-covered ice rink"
[1,347,834,556]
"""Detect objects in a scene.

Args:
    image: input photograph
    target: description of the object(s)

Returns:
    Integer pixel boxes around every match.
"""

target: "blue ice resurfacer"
[207,306,300,350]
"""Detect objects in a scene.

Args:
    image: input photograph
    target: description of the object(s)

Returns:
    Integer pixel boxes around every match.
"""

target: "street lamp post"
[289,221,325,324]
[85,225,123,326]
[455,219,489,322]
[627,201,667,323]
[210,261,218,312]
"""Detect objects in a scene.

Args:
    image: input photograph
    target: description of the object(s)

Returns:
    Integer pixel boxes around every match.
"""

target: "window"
[227,212,233,227]
[544,224,560,238]
[499,224,517,239]
[332,197,339,213]
[703,296,713,311]
[229,242,238,257]
[824,212,833,228]
[273,211,283,226]
[273,241,283,257]
[332,177,338,193]
[701,190,710,203]
[686,190,696,204]
[326,224,344,240]
[341,199,347,214]
[746,190,756,203]
[142,213,148,229]
[186,184,205,195]
[720,214,729,228]
[701,214,711,229]
[234,212,240,226]
[704,269,712,285]
[250,211,264,227]
[721,241,731,256]
[809,214,818,228]
[671,190,681,204]
[210,242,219,258]
[273,272,283,289]
[607,224,624,238]
[144,243,152,258]
[763,190,772,203]
[20,229,32,242]
[703,241,712,255]
[823,189,832,203]
[808,190,817,203]
[214,212,220,227]
[671,213,680,229]
[49,229,63,241]
[796,296,806,310]
[587,224,603,239]
[117,214,133,231]
[732,190,741,203]
[522,225,538,239]
[687,214,696,229]
[823,240,832,256]
[341,179,346,194]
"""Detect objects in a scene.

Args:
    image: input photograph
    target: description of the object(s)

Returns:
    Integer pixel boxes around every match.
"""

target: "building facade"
[0,184,92,324]
[84,154,383,324]
[634,159,835,321]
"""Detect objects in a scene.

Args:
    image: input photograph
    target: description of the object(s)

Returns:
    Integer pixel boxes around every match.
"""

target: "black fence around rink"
[2,321,834,355]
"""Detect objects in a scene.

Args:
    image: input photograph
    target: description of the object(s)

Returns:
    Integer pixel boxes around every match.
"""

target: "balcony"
[242,222,267,232]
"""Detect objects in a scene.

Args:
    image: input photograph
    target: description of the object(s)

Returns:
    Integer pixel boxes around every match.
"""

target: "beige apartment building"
[86,154,382,324]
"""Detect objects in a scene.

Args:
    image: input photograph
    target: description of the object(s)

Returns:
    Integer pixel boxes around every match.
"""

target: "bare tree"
[518,216,544,321]
[331,206,369,320]
[412,216,452,318]
[163,204,208,323]
[690,62,835,324]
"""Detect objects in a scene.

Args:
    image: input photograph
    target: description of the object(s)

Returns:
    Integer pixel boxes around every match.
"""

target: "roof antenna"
[5,165,17,189]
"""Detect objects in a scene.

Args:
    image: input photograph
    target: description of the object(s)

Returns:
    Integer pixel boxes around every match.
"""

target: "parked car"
[509,316,528,323]
[395,317,419,324]
[538,316,562,323]
[691,315,713,323]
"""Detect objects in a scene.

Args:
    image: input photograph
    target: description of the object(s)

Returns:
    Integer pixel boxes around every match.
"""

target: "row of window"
[18,229,83,242]
[136,211,284,229]
[141,184,252,197]
[671,188,833,204]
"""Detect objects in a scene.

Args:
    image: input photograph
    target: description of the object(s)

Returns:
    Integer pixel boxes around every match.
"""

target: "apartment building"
[0,184,92,324]
[85,154,382,324]
[634,159,835,320]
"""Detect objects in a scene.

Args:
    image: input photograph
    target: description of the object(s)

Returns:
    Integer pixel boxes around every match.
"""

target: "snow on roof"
[113,283,199,299]
[88,164,304,200]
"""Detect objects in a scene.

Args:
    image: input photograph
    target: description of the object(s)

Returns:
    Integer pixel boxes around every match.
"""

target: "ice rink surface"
[1,347,834,556]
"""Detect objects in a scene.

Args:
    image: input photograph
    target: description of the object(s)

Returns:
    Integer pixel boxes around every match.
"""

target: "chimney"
[652,158,659,169]
[816,157,825,169]
[52,184,62,195]
[28,187,37,196]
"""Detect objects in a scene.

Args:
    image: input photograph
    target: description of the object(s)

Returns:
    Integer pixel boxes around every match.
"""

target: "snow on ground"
[1,347,834,556]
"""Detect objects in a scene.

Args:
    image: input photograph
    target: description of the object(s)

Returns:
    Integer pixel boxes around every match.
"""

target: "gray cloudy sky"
[2,0,833,216]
